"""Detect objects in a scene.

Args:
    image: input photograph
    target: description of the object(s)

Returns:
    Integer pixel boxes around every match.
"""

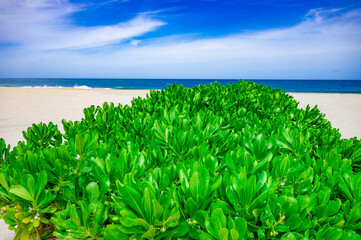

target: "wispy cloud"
[0,4,360,79]
[0,0,165,50]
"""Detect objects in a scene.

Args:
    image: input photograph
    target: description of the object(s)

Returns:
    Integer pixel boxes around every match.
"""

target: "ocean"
[0,78,360,93]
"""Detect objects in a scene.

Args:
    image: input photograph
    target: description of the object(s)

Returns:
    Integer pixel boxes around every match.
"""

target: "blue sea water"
[0,78,360,93]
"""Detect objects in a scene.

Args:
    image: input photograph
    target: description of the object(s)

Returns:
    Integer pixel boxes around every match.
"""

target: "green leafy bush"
[0,80,361,239]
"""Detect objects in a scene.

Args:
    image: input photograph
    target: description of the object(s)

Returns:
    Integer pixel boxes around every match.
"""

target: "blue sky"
[0,0,360,79]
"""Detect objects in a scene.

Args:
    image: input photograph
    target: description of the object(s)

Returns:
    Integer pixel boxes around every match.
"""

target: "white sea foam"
[23,85,63,88]
[22,85,93,89]
[73,85,92,89]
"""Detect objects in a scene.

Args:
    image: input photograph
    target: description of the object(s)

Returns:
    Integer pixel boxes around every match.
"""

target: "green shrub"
[0,80,361,239]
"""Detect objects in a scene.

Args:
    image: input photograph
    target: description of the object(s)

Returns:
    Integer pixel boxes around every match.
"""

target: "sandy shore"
[1,88,360,147]
[0,87,360,238]
[0,87,151,148]
[289,92,361,139]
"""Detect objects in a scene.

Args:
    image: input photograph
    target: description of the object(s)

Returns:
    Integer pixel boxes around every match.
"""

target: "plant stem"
[35,226,41,240]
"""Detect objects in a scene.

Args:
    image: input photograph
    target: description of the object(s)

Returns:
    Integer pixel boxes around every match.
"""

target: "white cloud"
[0,0,165,49]
[0,6,360,79]
[34,16,165,50]
[73,7,361,65]
[130,39,141,46]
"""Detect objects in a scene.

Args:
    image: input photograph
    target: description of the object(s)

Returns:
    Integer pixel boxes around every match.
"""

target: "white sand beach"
[0,88,360,147]
[0,87,151,148]
[0,87,360,238]
[290,93,361,139]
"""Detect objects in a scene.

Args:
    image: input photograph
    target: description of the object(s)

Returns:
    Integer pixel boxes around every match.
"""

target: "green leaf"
[22,216,32,223]
[22,174,36,199]
[229,229,239,240]
[185,197,199,217]
[79,201,90,227]
[0,173,9,191]
[218,228,229,240]
[158,221,190,238]
[339,179,353,202]
[190,171,204,204]
[152,199,164,221]
[143,187,153,222]
[86,182,100,202]
[119,210,139,227]
[255,171,267,193]
[35,170,48,200]
[252,152,273,175]
[211,208,227,231]
[99,175,110,197]
[142,227,156,239]
[325,199,341,217]
[75,134,85,155]
[286,214,302,230]
[280,232,298,240]
[33,219,40,228]
[9,185,33,202]
[70,204,81,227]
[318,187,331,205]
[117,181,145,218]
[195,210,209,230]
[104,224,129,240]
[200,231,216,240]
[234,218,247,237]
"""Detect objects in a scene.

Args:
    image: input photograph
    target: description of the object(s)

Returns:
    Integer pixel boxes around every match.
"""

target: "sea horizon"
[1,78,361,93]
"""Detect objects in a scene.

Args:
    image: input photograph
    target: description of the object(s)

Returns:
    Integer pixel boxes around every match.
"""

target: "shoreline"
[1,85,361,94]
[0,86,164,90]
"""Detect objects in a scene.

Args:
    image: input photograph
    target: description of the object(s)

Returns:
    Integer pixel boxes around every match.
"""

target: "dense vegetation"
[0,81,360,240]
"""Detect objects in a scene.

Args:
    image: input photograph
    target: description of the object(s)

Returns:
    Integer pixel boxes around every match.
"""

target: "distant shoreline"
[0,86,361,93]
[1,84,361,93]
[1,79,361,93]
